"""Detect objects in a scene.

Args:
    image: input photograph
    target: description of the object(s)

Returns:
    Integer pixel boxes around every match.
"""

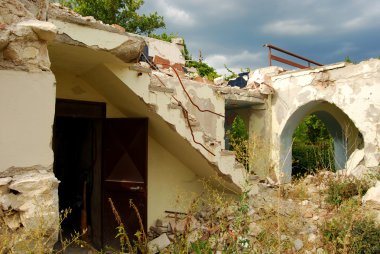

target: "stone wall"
[0,0,59,251]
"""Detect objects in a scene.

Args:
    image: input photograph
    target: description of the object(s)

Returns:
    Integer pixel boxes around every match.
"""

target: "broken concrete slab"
[148,233,171,253]
[17,20,57,41]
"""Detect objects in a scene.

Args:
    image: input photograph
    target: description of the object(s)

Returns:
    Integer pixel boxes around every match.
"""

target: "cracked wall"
[270,60,380,182]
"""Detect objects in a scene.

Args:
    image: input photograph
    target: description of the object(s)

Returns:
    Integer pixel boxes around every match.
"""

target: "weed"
[321,199,380,253]
[325,176,370,206]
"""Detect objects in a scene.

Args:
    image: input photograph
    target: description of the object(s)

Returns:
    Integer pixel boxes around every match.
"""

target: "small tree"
[57,0,165,35]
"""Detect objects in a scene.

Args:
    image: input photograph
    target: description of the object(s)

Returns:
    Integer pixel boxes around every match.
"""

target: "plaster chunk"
[3,213,21,230]
[9,172,59,196]
[362,181,380,208]
[148,233,171,253]
[0,28,10,50]
[0,193,22,210]
[22,46,39,59]
[346,149,364,173]
[0,177,12,186]
[12,25,37,40]
[17,20,57,41]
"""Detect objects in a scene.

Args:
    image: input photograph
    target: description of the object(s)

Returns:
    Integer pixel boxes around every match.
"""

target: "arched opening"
[279,100,363,182]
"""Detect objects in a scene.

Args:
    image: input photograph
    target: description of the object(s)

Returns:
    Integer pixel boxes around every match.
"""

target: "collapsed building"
[0,0,379,251]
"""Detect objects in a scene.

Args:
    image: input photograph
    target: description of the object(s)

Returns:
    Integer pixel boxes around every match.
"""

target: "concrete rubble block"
[362,181,380,209]
[3,212,21,230]
[111,24,125,33]
[247,66,283,88]
[148,233,171,253]
[9,172,59,196]
[259,83,274,95]
[346,148,364,173]
[214,76,225,86]
[0,27,10,50]
[17,20,57,42]
[11,24,38,40]
[293,239,304,251]
[0,177,12,186]
[171,37,184,45]
[0,193,22,210]
[346,164,371,179]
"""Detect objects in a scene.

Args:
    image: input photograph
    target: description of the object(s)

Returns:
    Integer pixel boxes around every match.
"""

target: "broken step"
[149,84,175,94]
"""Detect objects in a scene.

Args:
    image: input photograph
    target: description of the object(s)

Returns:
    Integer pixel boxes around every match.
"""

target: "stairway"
[105,63,248,191]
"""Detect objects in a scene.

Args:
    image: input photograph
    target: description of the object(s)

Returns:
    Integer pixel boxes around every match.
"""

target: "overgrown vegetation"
[325,176,370,206]
[322,197,380,254]
[149,32,178,43]
[292,114,335,177]
[181,41,220,81]
[56,0,165,35]
[227,115,249,170]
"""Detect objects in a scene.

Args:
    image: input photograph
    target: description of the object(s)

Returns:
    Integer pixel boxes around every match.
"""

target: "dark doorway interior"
[53,99,148,250]
[53,99,105,249]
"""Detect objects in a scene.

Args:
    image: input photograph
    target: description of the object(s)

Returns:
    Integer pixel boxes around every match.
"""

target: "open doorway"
[53,99,104,248]
[53,99,148,250]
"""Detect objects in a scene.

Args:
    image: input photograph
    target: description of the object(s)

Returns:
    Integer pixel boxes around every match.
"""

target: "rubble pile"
[147,169,380,253]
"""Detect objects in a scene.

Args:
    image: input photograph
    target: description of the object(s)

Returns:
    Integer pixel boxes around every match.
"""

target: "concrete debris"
[362,181,380,208]
[346,149,365,173]
[148,233,171,253]
[213,76,225,86]
[294,238,304,251]
[17,20,57,41]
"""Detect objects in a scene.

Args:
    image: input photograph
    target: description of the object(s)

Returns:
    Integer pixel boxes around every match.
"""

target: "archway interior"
[279,101,363,182]
[292,113,335,177]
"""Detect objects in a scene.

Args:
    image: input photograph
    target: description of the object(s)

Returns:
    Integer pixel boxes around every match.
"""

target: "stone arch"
[279,100,363,182]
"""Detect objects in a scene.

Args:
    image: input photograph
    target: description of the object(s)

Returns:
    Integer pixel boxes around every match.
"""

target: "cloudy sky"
[141,0,380,75]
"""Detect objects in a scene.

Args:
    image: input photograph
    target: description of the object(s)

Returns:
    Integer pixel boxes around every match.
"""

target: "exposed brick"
[171,63,184,72]
[153,55,170,68]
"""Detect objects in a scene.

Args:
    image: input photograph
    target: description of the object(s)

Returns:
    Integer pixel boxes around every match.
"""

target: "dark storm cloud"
[141,0,380,74]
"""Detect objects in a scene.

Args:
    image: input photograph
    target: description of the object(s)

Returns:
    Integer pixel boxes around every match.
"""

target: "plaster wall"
[270,59,380,182]
[0,70,55,172]
[148,136,203,227]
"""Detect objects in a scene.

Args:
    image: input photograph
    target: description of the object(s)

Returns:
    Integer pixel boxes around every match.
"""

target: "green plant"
[149,32,178,43]
[107,198,148,254]
[56,0,165,35]
[224,64,238,81]
[321,199,380,253]
[227,115,249,170]
[181,41,220,81]
[292,114,335,176]
[325,176,370,206]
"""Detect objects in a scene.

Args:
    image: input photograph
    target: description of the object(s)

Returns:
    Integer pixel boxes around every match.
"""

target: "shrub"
[321,199,380,254]
[325,176,370,206]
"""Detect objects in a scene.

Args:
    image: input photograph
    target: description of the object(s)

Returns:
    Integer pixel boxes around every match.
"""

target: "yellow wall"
[53,67,204,227]
[147,136,203,226]
[54,68,125,118]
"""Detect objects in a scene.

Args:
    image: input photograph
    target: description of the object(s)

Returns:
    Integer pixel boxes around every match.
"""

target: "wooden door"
[102,118,148,248]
